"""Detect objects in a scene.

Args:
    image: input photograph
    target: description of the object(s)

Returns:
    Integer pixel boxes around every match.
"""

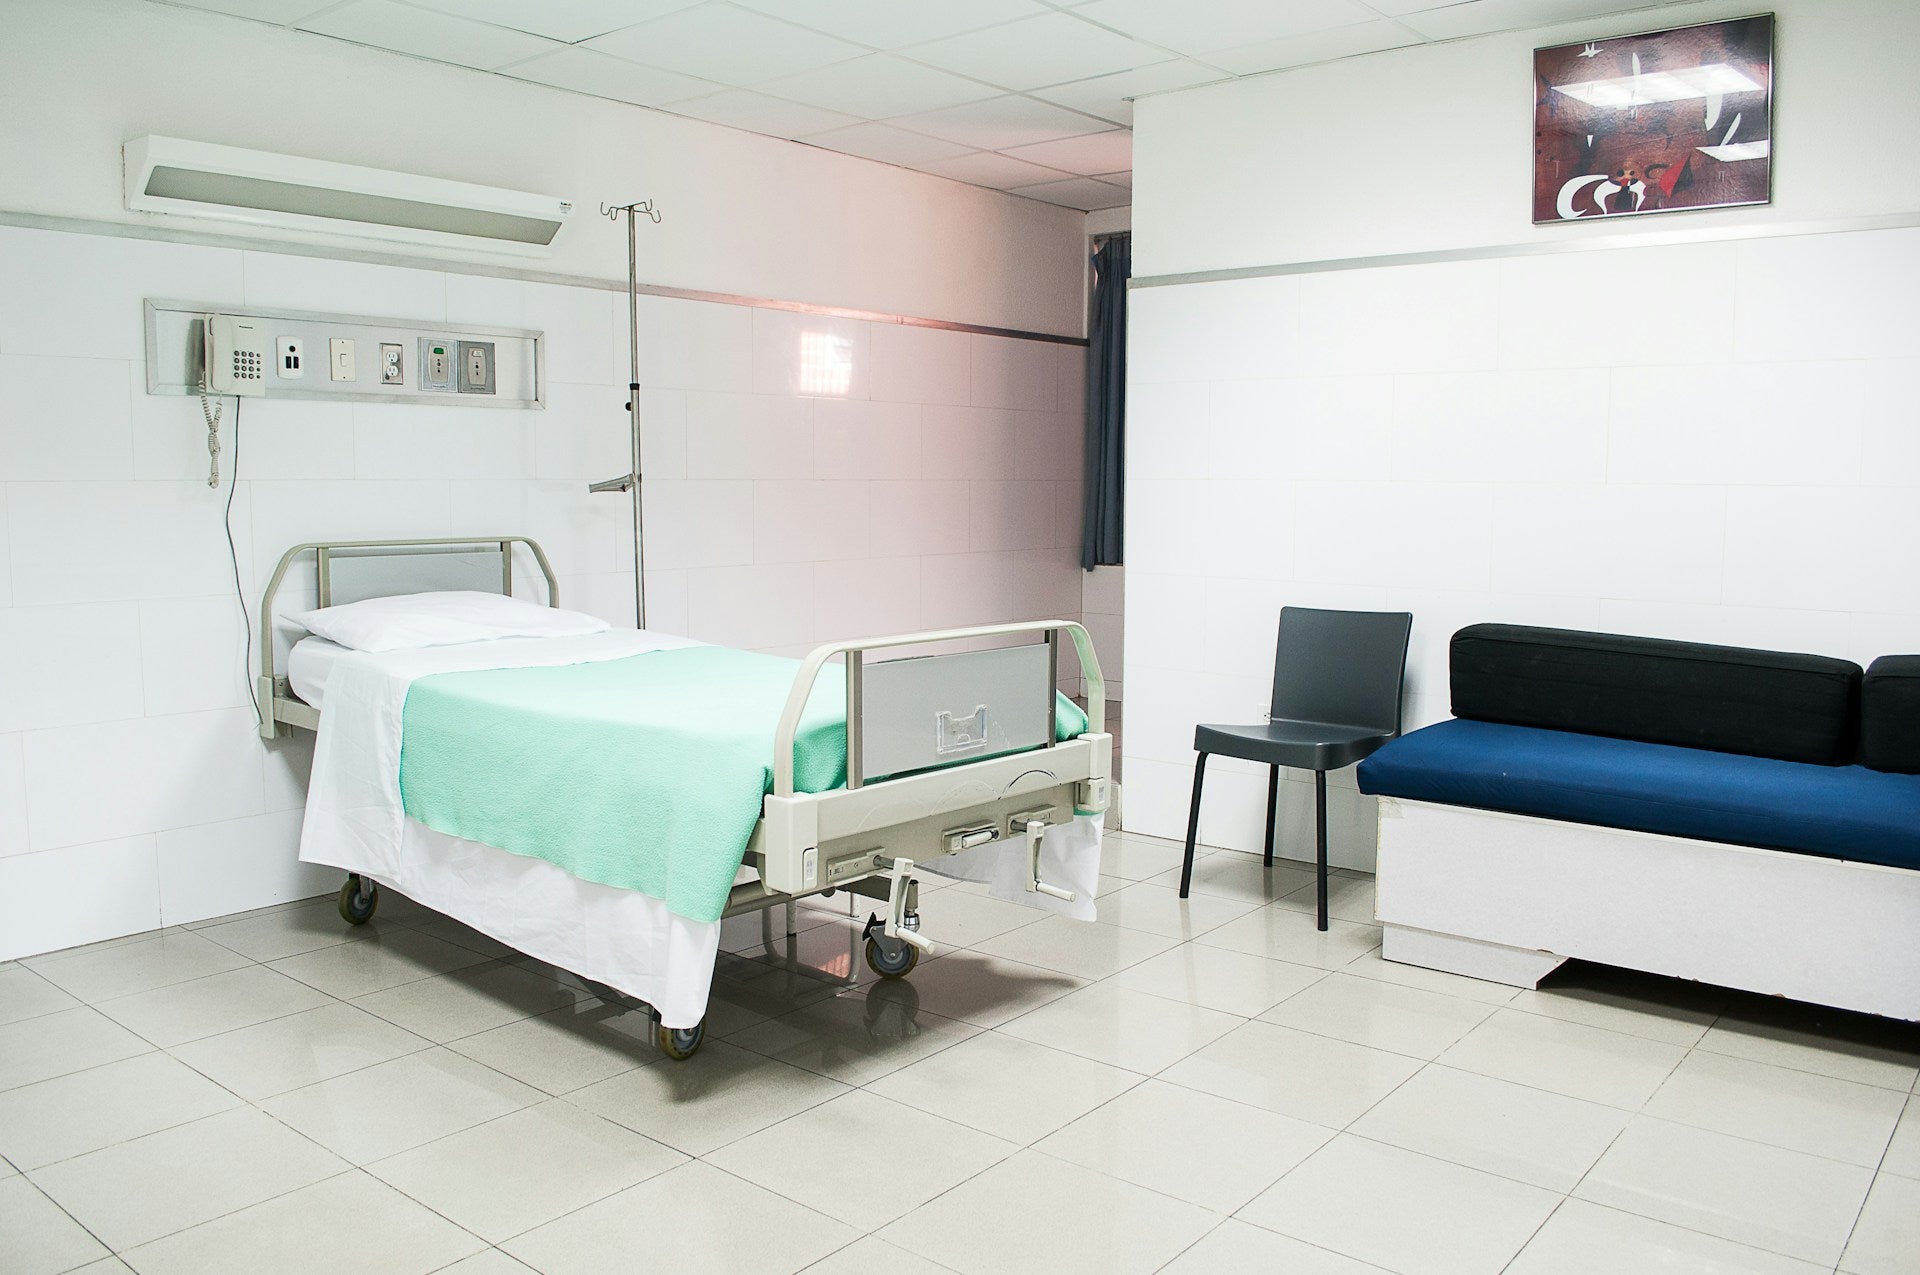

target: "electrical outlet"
[276,336,304,379]
[329,337,356,382]
[380,343,404,385]
[419,337,454,391]
[457,340,495,394]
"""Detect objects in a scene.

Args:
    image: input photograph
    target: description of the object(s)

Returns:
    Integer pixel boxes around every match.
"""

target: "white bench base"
[1374,797,1920,1022]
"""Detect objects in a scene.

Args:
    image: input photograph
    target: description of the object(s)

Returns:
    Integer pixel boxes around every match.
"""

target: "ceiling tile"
[761,54,999,118]
[166,0,342,22]
[501,45,719,105]
[730,0,1052,49]
[585,2,865,85]
[902,11,1173,91]
[915,151,1076,190]
[889,94,1110,150]
[1094,169,1132,189]
[1400,0,1654,41]
[1073,0,1376,57]
[405,0,702,43]
[1007,175,1131,210]
[1002,129,1131,176]
[799,122,976,167]
[1027,58,1224,125]
[298,0,559,70]
[1200,18,1423,76]
[666,89,865,138]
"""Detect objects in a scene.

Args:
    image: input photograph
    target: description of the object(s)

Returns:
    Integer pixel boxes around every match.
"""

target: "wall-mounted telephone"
[202,313,268,398]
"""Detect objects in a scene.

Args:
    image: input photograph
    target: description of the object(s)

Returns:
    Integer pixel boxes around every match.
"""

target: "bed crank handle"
[1025,819,1077,903]
[879,857,935,952]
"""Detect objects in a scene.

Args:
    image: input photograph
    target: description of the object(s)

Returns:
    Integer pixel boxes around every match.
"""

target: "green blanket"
[398,645,1089,923]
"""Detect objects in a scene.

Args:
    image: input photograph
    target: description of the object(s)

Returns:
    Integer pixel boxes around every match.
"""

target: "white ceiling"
[156,0,1693,212]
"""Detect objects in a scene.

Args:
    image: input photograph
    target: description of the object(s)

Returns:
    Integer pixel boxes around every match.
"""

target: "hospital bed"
[259,537,1110,1059]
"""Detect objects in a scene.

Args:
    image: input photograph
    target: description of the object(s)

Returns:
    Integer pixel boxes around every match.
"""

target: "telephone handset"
[199,313,267,488]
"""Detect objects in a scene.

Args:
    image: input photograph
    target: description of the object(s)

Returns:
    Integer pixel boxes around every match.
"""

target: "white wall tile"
[1292,483,1493,594]
[922,404,1019,479]
[1057,343,1087,424]
[0,486,10,607]
[530,379,633,483]
[157,810,328,927]
[1294,259,1501,377]
[1209,376,1393,484]
[261,733,315,814]
[139,597,251,717]
[1488,485,1726,604]
[752,480,868,563]
[227,398,358,483]
[685,392,815,479]
[1203,481,1296,582]
[637,481,754,570]
[816,557,923,639]
[870,480,971,556]
[0,734,27,859]
[1598,601,1854,657]
[870,323,972,406]
[23,709,266,853]
[1126,572,1205,674]
[1128,275,1302,385]
[352,403,533,480]
[639,387,688,483]
[970,333,1058,410]
[814,399,921,479]
[248,482,447,589]
[0,227,243,361]
[970,480,1057,552]
[751,308,871,400]
[467,481,634,577]
[0,355,133,480]
[632,296,755,392]
[1013,409,1082,481]
[639,568,689,636]
[1722,486,1920,614]
[0,838,161,962]
[0,603,144,732]
[242,251,449,323]
[9,481,253,606]
[1607,361,1866,488]
[1498,242,1739,370]
[1392,370,1607,485]
[1083,563,1125,616]
[1735,228,1920,364]
[686,563,817,649]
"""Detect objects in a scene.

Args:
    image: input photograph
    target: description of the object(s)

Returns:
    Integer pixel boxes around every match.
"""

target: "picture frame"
[1533,14,1774,223]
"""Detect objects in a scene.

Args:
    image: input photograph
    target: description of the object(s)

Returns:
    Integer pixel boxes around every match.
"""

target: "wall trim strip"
[1129,210,1920,289]
[0,208,1088,346]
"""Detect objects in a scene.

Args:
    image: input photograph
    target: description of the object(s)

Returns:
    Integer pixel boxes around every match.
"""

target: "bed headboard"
[256,537,559,737]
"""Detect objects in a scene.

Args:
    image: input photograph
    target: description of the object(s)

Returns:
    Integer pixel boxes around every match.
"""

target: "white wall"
[0,223,1085,959]
[1124,0,1920,868]
[0,0,1087,337]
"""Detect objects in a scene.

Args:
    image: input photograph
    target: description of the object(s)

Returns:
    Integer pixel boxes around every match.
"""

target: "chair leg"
[1180,753,1208,898]
[1263,765,1280,867]
[1314,769,1329,932]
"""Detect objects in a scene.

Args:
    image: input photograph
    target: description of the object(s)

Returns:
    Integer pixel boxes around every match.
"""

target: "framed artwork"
[1533,15,1774,223]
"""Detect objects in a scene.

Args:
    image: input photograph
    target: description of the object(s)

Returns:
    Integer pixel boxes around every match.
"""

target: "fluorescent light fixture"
[1552,63,1763,108]
[798,332,853,396]
[1698,140,1771,162]
[124,136,574,256]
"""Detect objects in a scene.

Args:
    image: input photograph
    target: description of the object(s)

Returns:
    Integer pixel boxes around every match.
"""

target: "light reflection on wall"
[798,330,854,396]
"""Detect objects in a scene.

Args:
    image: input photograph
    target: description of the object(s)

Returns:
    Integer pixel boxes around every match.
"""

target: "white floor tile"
[1101,832,1199,881]
[1507,1198,1829,1274]
[725,987,981,1085]
[568,1039,850,1157]
[1037,1078,1333,1212]
[267,927,492,1000]
[1840,1172,1920,1275]
[708,1090,1015,1231]
[800,1235,958,1274]
[1882,1095,1920,1179]
[1575,1116,1874,1266]
[1149,851,1315,904]
[0,1051,239,1169]
[970,916,1177,981]
[1697,1010,1920,1092]
[0,966,79,1027]
[1159,1020,1421,1127]
[1259,972,1495,1060]
[912,887,1054,948]
[431,1252,539,1275]
[866,1030,1141,1145]
[1097,881,1261,940]
[1159,1219,1389,1273]
[262,1047,543,1163]
[1348,1065,1629,1192]
[0,1007,150,1091]
[117,1169,486,1275]
[446,1000,657,1096]
[1194,907,1381,970]
[167,1002,432,1101]
[195,898,380,963]
[998,981,1242,1074]
[1239,1135,1560,1275]
[28,1107,346,1251]
[883,950,1086,1028]
[1508,965,1724,1046]
[1273,872,1377,924]
[880,1149,1217,1275]
[1437,1008,1687,1109]
[502,1160,857,1275]
[1644,1050,1907,1167]
[1114,942,1327,1018]
[1340,949,1519,1007]
[93,966,332,1048]
[368,1100,684,1243]
[352,961,593,1044]
[0,1175,111,1275]
[25,930,249,1003]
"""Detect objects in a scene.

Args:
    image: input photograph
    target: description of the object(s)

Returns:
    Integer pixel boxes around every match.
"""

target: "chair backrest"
[1271,607,1414,735]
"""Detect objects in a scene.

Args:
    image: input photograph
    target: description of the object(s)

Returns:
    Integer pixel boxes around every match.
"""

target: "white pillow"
[289,590,611,652]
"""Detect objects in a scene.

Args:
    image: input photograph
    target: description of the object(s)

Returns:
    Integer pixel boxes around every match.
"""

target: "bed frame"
[259,538,1111,1055]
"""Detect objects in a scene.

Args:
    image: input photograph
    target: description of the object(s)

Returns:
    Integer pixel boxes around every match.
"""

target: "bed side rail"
[771,620,1105,797]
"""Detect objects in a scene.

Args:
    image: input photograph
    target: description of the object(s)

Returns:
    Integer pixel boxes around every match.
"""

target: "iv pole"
[590,198,662,628]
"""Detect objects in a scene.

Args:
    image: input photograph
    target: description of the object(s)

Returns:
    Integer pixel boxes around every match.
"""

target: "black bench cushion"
[1862,656,1920,774]
[1450,625,1862,766]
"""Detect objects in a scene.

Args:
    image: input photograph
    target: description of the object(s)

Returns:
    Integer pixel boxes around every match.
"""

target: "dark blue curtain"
[1081,234,1128,570]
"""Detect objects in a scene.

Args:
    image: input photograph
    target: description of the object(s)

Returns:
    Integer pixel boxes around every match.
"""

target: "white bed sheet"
[287,635,351,709]
[296,627,1103,1028]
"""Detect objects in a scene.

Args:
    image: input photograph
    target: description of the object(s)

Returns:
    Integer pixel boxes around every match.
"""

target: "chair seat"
[1194,719,1395,772]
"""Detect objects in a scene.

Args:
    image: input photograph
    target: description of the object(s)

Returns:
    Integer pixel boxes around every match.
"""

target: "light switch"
[329,337,356,382]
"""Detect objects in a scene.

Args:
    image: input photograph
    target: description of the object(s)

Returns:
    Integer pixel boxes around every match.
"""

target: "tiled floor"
[3,831,1919,1274]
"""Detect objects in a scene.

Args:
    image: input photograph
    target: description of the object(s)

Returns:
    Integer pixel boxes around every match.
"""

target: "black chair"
[1179,607,1413,930]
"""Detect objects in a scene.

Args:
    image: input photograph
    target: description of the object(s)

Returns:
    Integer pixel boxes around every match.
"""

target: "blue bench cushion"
[1356,719,1920,873]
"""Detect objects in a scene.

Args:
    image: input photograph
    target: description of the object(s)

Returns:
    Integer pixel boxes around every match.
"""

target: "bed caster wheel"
[658,1021,704,1060]
[864,934,919,979]
[338,875,379,925]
